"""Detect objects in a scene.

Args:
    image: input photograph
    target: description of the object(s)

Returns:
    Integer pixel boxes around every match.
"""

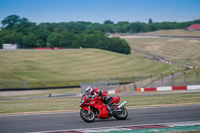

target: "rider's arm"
[93,96,100,100]
[97,90,102,96]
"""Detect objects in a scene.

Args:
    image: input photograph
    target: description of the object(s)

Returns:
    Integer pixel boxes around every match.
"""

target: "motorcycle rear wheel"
[114,107,128,120]
[80,109,95,122]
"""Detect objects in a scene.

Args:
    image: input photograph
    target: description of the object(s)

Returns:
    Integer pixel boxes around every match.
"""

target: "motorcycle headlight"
[85,100,91,103]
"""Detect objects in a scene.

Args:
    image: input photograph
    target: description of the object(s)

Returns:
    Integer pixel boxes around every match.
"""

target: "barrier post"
[150,74,153,87]
[171,71,174,86]
[160,73,163,86]
[196,71,200,84]
[140,76,143,88]
[183,71,187,86]
[132,76,137,90]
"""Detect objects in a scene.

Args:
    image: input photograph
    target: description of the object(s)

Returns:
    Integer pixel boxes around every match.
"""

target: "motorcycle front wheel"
[114,107,128,120]
[80,109,95,122]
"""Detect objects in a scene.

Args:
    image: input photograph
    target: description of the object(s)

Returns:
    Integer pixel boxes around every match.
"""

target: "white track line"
[28,120,200,133]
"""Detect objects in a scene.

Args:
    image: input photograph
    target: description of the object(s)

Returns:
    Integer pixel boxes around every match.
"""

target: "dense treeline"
[1,15,200,54]
[0,15,130,54]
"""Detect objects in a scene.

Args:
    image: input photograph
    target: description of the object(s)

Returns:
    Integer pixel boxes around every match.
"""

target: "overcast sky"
[0,0,200,24]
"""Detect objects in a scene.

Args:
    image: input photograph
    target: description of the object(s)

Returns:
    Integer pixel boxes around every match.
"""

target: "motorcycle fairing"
[81,106,89,111]
[110,96,120,104]
[94,104,108,118]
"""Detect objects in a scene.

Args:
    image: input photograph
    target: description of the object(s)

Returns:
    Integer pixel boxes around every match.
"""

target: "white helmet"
[85,86,93,94]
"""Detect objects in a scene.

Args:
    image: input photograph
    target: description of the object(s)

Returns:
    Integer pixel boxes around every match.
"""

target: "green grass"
[124,38,200,66]
[121,93,200,107]
[136,29,200,37]
[0,93,200,115]
[0,49,183,88]
[0,88,81,99]
[0,98,80,114]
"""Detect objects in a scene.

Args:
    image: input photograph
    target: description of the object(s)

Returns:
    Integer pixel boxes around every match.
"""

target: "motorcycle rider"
[85,86,115,113]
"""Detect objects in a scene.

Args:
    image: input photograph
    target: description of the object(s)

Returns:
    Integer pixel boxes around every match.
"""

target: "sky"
[0,0,200,24]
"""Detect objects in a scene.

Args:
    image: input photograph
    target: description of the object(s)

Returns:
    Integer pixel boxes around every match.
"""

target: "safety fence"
[134,70,200,89]
[80,78,120,93]
[0,70,199,91]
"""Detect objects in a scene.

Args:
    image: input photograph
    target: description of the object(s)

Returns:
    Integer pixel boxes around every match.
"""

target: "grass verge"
[0,92,200,115]
[0,49,183,89]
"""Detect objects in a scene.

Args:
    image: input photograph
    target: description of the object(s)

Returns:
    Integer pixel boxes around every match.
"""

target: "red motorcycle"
[79,93,128,122]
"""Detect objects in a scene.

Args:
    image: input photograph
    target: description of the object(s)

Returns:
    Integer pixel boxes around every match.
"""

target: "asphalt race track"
[0,105,200,133]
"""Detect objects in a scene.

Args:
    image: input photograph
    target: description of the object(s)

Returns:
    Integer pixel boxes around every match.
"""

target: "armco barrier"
[172,86,187,90]
[103,90,119,94]
[137,85,200,92]
[188,85,200,90]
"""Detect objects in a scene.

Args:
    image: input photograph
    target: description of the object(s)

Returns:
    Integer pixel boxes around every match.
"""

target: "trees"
[104,20,114,25]
[71,30,130,54]
[108,37,130,54]
[1,15,31,30]
[126,22,148,33]
[1,15,21,29]
[0,15,131,54]
[148,18,153,24]
[1,14,200,54]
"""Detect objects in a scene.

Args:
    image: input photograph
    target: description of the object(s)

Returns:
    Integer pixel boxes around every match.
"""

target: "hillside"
[125,37,200,66]
[0,49,183,87]
[136,29,200,37]
[122,29,200,67]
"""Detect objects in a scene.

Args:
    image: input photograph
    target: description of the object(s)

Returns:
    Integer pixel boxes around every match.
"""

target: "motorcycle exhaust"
[117,101,127,109]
